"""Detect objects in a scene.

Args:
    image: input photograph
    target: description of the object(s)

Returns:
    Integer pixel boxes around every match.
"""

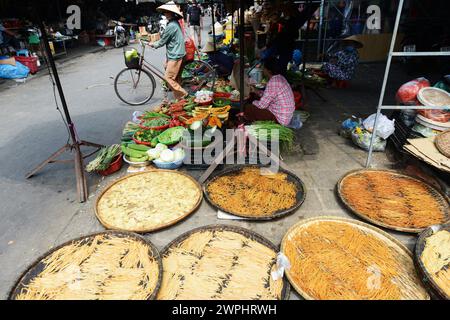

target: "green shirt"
[153,20,186,61]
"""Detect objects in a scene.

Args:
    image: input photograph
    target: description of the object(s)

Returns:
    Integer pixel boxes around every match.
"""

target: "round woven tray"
[435,130,450,158]
[415,223,450,300]
[281,216,430,300]
[157,224,290,300]
[9,231,162,300]
[337,169,450,233]
[95,170,203,233]
[203,165,306,220]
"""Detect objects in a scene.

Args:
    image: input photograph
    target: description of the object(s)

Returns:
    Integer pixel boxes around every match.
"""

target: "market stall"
[7,0,450,302]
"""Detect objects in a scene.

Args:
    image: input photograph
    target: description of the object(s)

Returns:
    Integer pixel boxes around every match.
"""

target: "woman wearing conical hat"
[148,1,188,100]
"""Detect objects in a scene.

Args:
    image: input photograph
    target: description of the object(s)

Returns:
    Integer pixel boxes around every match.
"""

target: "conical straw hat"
[157,1,184,18]
[341,35,364,49]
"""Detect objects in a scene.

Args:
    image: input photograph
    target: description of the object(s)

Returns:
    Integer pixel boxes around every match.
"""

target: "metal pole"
[301,0,314,76]
[38,20,73,127]
[317,0,325,59]
[231,0,235,44]
[239,0,245,113]
[366,0,405,168]
[211,0,216,51]
[37,18,88,202]
[321,2,329,62]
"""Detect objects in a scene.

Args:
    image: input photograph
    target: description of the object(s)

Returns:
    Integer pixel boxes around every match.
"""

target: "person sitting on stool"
[322,36,363,83]
[244,57,295,126]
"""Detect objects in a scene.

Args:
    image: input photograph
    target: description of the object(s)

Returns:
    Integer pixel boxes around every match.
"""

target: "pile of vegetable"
[121,143,152,163]
[140,118,170,129]
[216,85,234,93]
[246,121,295,152]
[194,90,214,104]
[133,130,159,145]
[286,70,327,88]
[121,142,185,164]
[86,145,121,172]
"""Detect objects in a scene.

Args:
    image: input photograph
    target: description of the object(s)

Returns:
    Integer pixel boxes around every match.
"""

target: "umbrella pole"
[239,0,245,113]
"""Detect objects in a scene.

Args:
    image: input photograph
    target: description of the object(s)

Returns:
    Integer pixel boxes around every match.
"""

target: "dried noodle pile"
[283,220,429,300]
[14,234,160,300]
[340,171,448,230]
[97,171,201,232]
[206,168,298,218]
[420,230,450,297]
[157,229,284,300]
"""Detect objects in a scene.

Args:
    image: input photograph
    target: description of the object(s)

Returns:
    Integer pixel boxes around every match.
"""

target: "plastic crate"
[14,56,39,74]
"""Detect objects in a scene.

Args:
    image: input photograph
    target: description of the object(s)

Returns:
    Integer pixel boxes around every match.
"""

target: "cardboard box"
[353,33,404,62]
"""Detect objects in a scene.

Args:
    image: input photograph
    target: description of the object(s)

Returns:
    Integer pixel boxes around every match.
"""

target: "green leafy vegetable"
[86,144,121,172]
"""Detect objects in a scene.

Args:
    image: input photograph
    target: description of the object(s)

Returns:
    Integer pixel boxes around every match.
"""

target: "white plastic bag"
[363,114,395,140]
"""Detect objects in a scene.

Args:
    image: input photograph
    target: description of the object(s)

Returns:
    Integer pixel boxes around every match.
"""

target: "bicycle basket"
[123,47,141,69]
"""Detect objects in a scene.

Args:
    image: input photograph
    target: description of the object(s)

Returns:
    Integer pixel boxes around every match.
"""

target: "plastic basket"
[97,154,123,176]
[14,56,39,74]
[153,158,184,170]
[123,47,141,69]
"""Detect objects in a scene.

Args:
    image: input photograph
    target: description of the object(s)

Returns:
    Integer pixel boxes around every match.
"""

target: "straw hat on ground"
[157,1,184,18]
[341,35,364,49]
[202,42,217,53]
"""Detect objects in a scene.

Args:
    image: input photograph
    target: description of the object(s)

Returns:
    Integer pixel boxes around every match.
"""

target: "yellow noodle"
[97,171,201,232]
[207,168,298,218]
[14,234,159,300]
[283,220,429,300]
[341,171,448,229]
[157,229,283,300]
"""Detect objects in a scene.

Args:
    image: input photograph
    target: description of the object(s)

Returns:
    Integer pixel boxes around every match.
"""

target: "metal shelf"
[366,0,450,168]
[391,52,450,57]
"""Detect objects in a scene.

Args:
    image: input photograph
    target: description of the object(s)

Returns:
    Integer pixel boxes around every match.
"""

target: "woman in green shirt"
[149,1,188,100]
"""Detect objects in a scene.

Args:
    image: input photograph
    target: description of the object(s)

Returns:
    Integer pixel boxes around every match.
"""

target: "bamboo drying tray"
[95,170,203,233]
[281,217,430,300]
[436,131,450,158]
[415,223,450,300]
[157,225,290,300]
[203,165,306,220]
[9,231,162,300]
[337,169,450,233]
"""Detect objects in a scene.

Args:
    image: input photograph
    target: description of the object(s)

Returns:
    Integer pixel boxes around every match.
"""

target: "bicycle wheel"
[182,60,217,94]
[114,68,156,106]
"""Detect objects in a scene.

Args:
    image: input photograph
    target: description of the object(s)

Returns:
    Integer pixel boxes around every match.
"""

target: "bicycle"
[114,39,217,106]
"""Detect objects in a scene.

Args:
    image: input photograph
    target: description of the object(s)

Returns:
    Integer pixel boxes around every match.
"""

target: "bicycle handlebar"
[140,39,156,50]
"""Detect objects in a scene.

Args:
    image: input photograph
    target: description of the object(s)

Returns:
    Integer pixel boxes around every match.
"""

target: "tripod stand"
[26,20,103,203]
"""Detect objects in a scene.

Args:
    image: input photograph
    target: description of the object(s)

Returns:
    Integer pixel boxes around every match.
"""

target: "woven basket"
[281,216,430,300]
[203,165,306,220]
[9,231,162,300]
[435,130,450,158]
[337,169,450,233]
[157,224,290,300]
[415,223,450,300]
[95,170,203,233]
